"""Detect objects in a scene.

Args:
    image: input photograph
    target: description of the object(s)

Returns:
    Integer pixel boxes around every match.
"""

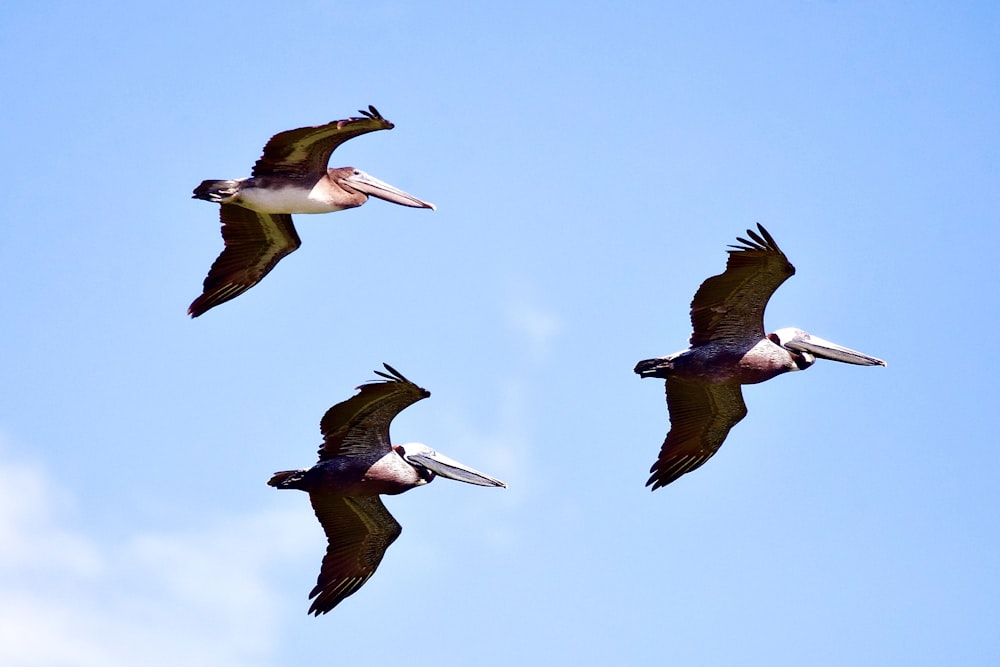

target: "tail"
[192,179,241,202]
[634,357,674,379]
[267,469,308,489]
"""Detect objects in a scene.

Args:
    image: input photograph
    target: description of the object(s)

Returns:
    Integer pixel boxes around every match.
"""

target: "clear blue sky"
[1,1,998,665]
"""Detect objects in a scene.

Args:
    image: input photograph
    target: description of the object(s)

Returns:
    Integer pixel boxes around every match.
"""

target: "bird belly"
[735,340,797,384]
[236,184,346,214]
[361,456,426,495]
[312,454,424,496]
[734,362,789,384]
[667,342,793,385]
[668,347,745,383]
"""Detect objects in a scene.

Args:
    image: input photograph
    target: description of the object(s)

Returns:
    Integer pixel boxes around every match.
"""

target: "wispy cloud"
[0,440,314,667]
[503,278,564,362]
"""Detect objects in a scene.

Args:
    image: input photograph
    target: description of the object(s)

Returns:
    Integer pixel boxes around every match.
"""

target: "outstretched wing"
[188,204,301,317]
[306,493,402,615]
[647,378,748,490]
[251,106,394,178]
[318,364,430,460]
[689,223,795,346]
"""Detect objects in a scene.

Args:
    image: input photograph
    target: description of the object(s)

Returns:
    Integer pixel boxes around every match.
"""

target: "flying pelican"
[268,364,505,615]
[188,106,435,317]
[634,224,886,491]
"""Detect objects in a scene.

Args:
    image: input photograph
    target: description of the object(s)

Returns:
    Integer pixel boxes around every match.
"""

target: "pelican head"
[769,327,887,369]
[396,443,506,488]
[333,168,436,210]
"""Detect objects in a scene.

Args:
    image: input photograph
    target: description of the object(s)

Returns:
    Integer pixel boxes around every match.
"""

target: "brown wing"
[318,364,430,461]
[251,106,394,179]
[689,223,795,346]
[646,378,748,490]
[188,204,301,317]
[306,493,402,615]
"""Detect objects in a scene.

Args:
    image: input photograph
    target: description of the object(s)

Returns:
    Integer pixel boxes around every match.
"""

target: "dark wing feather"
[647,379,748,490]
[188,204,301,317]
[251,106,394,178]
[318,364,430,460]
[306,493,401,615]
[689,223,795,346]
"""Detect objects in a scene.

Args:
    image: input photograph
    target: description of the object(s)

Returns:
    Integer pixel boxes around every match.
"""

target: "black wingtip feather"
[358,105,383,121]
[754,223,778,248]
[727,223,781,254]
[746,227,767,247]
[373,362,409,384]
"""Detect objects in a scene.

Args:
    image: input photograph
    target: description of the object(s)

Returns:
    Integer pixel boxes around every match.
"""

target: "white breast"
[238,183,348,214]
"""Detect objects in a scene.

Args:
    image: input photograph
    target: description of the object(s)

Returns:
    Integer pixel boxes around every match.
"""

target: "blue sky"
[1,1,998,665]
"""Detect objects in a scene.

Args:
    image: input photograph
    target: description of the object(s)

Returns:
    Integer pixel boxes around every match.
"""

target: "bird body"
[635,224,885,490]
[644,336,807,386]
[269,446,430,497]
[232,179,354,213]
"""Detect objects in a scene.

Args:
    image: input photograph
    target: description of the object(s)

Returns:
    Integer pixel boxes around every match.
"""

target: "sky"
[1,1,998,665]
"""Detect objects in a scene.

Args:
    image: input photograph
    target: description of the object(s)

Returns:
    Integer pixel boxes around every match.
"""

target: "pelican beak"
[784,332,887,367]
[342,169,436,210]
[405,449,506,488]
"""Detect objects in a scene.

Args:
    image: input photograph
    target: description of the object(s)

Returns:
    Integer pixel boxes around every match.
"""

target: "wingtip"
[356,104,394,129]
[307,604,329,617]
[187,293,220,318]
[369,364,430,397]
[375,362,408,383]
[727,222,785,255]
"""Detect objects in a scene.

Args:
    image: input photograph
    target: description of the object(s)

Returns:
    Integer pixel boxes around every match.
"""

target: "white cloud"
[503,279,564,361]
[0,443,315,667]
[506,303,562,356]
[0,454,102,576]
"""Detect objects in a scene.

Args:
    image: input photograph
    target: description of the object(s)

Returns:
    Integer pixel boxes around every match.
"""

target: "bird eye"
[353,169,361,176]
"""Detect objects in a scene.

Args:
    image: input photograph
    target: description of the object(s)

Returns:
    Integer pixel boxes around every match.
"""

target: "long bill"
[405,449,506,487]
[784,332,887,367]
[344,169,436,209]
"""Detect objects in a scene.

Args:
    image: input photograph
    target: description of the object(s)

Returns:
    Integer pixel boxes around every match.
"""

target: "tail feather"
[192,179,241,202]
[634,357,674,379]
[267,469,308,489]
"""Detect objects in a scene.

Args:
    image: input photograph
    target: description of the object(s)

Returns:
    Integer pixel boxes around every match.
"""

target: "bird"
[633,223,886,490]
[268,364,506,615]
[188,106,435,317]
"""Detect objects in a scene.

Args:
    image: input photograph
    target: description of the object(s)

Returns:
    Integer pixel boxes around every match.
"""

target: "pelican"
[188,106,435,317]
[268,364,505,615]
[634,224,886,491]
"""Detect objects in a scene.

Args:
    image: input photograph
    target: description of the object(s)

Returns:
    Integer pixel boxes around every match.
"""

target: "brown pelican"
[634,224,886,491]
[188,106,434,317]
[268,364,505,615]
